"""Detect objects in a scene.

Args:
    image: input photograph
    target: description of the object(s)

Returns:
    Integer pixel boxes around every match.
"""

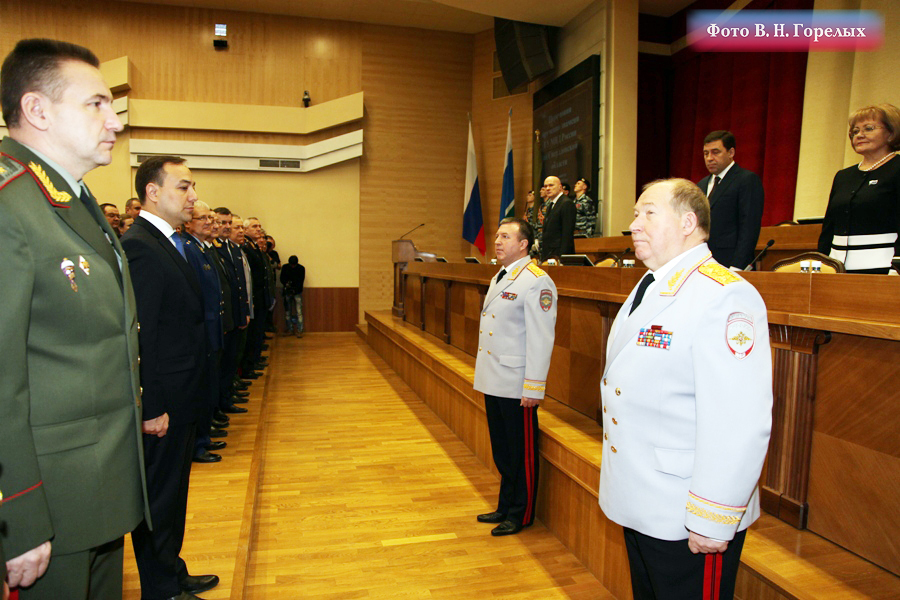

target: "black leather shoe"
[165,592,204,600]
[180,573,220,594]
[223,404,248,414]
[242,372,261,380]
[214,409,230,421]
[491,520,524,536]
[254,361,268,369]
[231,396,248,404]
[234,390,250,398]
[193,451,222,463]
[207,441,227,451]
[211,418,229,428]
[234,380,250,390]
[477,512,506,524]
[209,428,228,438]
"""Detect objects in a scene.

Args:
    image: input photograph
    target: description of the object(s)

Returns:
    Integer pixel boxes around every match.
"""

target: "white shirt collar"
[140,210,178,243]
[640,242,708,295]
[498,255,530,277]
[714,160,735,180]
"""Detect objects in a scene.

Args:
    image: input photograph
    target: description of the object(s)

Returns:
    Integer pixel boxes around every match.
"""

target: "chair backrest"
[593,252,620,268]
[771,251,845,273]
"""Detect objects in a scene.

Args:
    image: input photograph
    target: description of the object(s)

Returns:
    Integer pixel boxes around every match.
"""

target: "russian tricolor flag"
[499,109,515,225]
[463,120,486,255]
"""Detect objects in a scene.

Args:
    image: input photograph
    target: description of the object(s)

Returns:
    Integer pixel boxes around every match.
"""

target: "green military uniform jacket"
[0,137,149,559]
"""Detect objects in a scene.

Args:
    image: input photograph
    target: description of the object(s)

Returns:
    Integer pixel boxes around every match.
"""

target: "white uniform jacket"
[473,256,558,400]
[599,243,772,542]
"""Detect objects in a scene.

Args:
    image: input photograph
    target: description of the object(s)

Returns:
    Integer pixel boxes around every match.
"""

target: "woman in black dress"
[818,103,900,273]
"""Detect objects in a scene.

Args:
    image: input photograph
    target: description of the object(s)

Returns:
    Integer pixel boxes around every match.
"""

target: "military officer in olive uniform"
[599,179,772,600]
[474,217,558,537]
[0,39,148,598]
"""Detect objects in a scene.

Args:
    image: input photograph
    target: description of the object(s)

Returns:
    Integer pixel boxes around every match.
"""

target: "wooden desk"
[574,224,823,270]
[401,262,900,576]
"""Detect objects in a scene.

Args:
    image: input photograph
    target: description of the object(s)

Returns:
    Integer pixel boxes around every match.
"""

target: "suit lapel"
[136,217,203,299]
[604,247,711,375]
[483,259,527,309]
[708,164,739,210]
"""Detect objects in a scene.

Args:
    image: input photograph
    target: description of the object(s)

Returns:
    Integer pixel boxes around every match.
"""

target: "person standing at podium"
[474,217,558,536]
[599,179,772,600]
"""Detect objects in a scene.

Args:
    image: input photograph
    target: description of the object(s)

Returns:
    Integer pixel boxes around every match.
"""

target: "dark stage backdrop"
[639,0,814,226]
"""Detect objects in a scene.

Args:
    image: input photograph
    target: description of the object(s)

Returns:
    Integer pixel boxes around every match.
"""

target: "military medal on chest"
[61,258,78,292]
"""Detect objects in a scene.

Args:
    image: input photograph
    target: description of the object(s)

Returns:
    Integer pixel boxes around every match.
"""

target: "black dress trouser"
[483,394,540,526]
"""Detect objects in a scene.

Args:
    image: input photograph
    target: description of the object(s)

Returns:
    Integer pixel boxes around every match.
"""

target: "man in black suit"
[538,176,576,261]
[697,131,765,270]
[241,217,272,375]
[121,155,219,600]
[182,200,229,463]
[213,207,252,413]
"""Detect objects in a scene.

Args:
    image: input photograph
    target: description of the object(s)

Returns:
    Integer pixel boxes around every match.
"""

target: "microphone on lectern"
[400,223,426,239]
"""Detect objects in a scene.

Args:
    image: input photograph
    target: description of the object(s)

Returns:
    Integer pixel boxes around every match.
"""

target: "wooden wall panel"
[303,288,359,332]
[423,278,449,342]
[546,296,606,419]
[3,0,363,107]
[403,275,422,330]
[358,25,474,322]
[448,281,485,356]
[807,333,900,573]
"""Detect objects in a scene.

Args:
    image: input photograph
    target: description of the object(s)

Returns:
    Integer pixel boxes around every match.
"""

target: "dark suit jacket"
[183,234,225,351]
[219,240,250,323]
[208,240,235,333]
[540,196,576,260]
[0,137,148,558]
[243,242,271,310]
[697,164,765,269]
[122,216,206,426]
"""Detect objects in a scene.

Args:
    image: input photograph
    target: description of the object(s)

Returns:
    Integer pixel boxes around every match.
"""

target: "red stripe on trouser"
[522,407,534,525]
[713,553,723,599]
[703,553,722,600]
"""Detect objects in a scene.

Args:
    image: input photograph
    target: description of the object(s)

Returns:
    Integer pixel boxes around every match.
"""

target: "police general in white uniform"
[474,217,557,536]
[599,179,772,600]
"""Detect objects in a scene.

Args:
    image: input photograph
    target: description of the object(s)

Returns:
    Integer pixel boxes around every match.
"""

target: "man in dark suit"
[212,207,251,412]
[696,130,765,270]
[241,217,272,376]
[0,38,148,599]
[538,176,576,261]
[182,200,228,463]
[122,155,219,600]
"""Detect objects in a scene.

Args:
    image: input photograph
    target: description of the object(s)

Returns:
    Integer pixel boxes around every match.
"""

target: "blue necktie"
[171,233,186,259]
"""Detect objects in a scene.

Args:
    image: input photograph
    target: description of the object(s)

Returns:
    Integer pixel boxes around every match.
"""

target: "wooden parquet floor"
[123,333,612,599]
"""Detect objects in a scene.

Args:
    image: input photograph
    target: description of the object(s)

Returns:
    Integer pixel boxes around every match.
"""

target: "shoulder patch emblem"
[0,155,26,191]
[725,312,755,359]
[526,263,546,277]
[539,289,553,312]
[699,262,740,286]
[29,161,72,206]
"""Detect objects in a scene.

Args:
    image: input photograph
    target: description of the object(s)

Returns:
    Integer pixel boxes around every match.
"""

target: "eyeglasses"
[850,124,883,137]
[192,215,214,222]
